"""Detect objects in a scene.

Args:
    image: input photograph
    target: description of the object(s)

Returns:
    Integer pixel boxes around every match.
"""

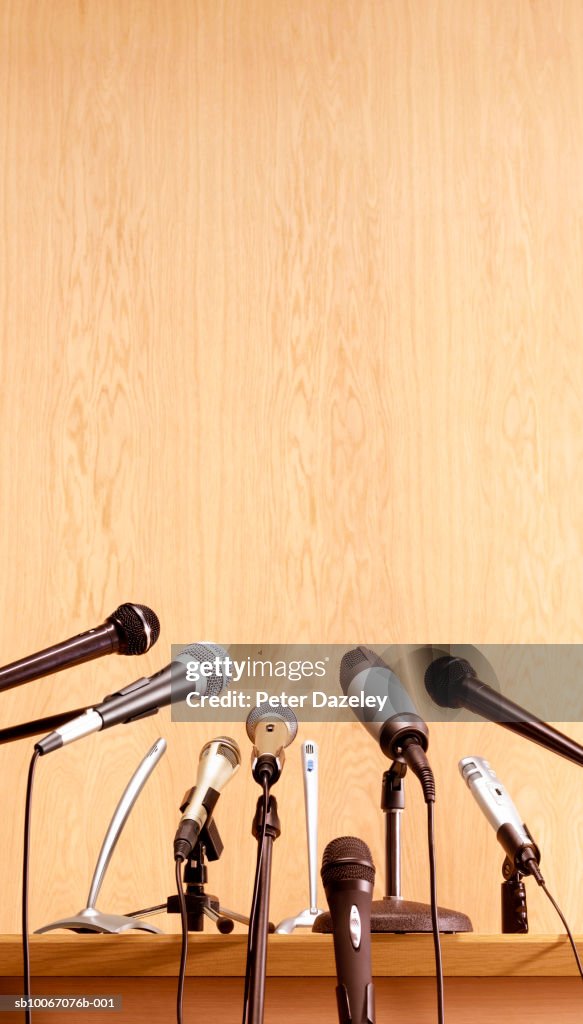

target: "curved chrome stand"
[36,737,167,934]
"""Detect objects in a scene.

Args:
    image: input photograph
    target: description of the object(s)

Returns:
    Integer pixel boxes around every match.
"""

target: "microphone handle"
[326,881,375,1024]
[461,679,583,768]
[0,706,91,745]
[0,622,120,693]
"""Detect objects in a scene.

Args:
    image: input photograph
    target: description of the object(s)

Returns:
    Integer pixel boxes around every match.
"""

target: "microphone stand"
[501,856,530,933]
[167,817,251,933]
[247,792,281,1024]
[315,762,473,934]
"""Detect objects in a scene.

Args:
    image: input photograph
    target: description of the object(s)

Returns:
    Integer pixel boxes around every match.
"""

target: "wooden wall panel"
[0,0,583,936]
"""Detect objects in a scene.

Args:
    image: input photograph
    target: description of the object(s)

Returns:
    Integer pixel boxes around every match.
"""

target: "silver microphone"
[459,756,543,882]
[174,736,241,861]
[246,700,298,784]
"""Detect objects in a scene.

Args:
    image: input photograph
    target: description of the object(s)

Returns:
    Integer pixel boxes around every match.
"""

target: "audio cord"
[241,774,270,1024]
[427,801,445,1024]
[22,748,40,1024]
[539,883,583,980]
[174,855,189,1024]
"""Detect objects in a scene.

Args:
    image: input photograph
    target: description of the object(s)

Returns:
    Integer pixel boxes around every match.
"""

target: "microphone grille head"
[321,836,376,887]
[178,642,230,696]
[424,655,476,707]
[339,646,387,692]
[216,736,241,768]
[245,700,299,745]
[111,603,161,655]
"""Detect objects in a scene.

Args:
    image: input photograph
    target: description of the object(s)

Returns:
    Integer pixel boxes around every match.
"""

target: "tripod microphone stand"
[167,816,251,933]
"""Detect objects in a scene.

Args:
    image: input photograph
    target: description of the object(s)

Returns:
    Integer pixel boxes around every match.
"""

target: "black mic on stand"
[425,655,583,768]
[243,701,298,1024]
[0,603,160,693]
[319,837,376,1024]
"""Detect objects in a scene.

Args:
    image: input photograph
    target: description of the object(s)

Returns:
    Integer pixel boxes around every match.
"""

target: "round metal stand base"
[313,897,473,934]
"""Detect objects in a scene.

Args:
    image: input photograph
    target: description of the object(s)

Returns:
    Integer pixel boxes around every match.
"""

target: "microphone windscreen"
[213,736,241,768]
[174,642,230,696]
[424,655,477,707]
[321,836,376,888]
[246,700,299,745]
[111,603,161,654]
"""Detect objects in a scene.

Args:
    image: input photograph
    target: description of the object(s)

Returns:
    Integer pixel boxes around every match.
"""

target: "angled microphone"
[174,736,241,861]
[459,756,544,884]
[35,642,229,755]
[321,836,376,1024]
[0,603,160,693]
[246,700,298,784]
[425,656,583,769]
[340,647,435,803]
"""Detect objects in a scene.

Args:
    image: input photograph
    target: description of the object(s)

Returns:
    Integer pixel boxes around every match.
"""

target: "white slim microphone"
[35,643,230,754]
[174,736,241,861]
[459,756,544,882]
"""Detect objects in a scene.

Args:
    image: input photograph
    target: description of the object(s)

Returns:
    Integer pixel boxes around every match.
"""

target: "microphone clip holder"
[501,857,530,934]
[167,816,250,934]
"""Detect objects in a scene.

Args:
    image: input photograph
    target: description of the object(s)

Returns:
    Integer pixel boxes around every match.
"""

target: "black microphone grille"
[111,603,161,655]
[424,655,477,707]
[245,700,299,744]
[321,836,376,887]
[339,646,387,691]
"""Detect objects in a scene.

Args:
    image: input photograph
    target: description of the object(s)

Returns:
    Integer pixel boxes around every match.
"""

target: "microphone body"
[426,656,583,769]
[35,643,229,755]
[340,648,434,802]
[0,604,160,693]
[246,700,298,784]
[459,756,543,882]
[174,736,241,861]
[321,837,375,1024]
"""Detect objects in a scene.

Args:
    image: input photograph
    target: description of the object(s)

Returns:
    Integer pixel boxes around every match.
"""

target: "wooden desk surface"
[0,933,581,977]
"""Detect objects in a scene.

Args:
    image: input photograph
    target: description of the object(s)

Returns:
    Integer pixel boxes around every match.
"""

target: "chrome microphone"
[246,700,298,784]
[174,736,241,861]
[459,756,543,883]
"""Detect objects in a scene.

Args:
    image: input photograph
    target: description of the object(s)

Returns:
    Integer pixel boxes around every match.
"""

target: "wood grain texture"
[1,978,581,1024]
[1,977,582,1024]
[1,934,582,977]
[0,0,583,938]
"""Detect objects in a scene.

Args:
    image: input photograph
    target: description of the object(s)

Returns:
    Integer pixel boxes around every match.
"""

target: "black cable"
[175,857,189,1024]
[22,748,40,1024]
[427,801,445,1024]
[241,774,270,1024]
[540,883,583,981]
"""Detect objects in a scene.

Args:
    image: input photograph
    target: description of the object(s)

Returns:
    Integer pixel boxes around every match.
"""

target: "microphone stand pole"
[247,792,281,1024]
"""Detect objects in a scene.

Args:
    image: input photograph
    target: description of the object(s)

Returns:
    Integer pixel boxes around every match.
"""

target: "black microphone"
[340,647,435,803]
[425,656,583,769]
[35,642,229,755]
[0,603,160,694]
[321,836,376,1024]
